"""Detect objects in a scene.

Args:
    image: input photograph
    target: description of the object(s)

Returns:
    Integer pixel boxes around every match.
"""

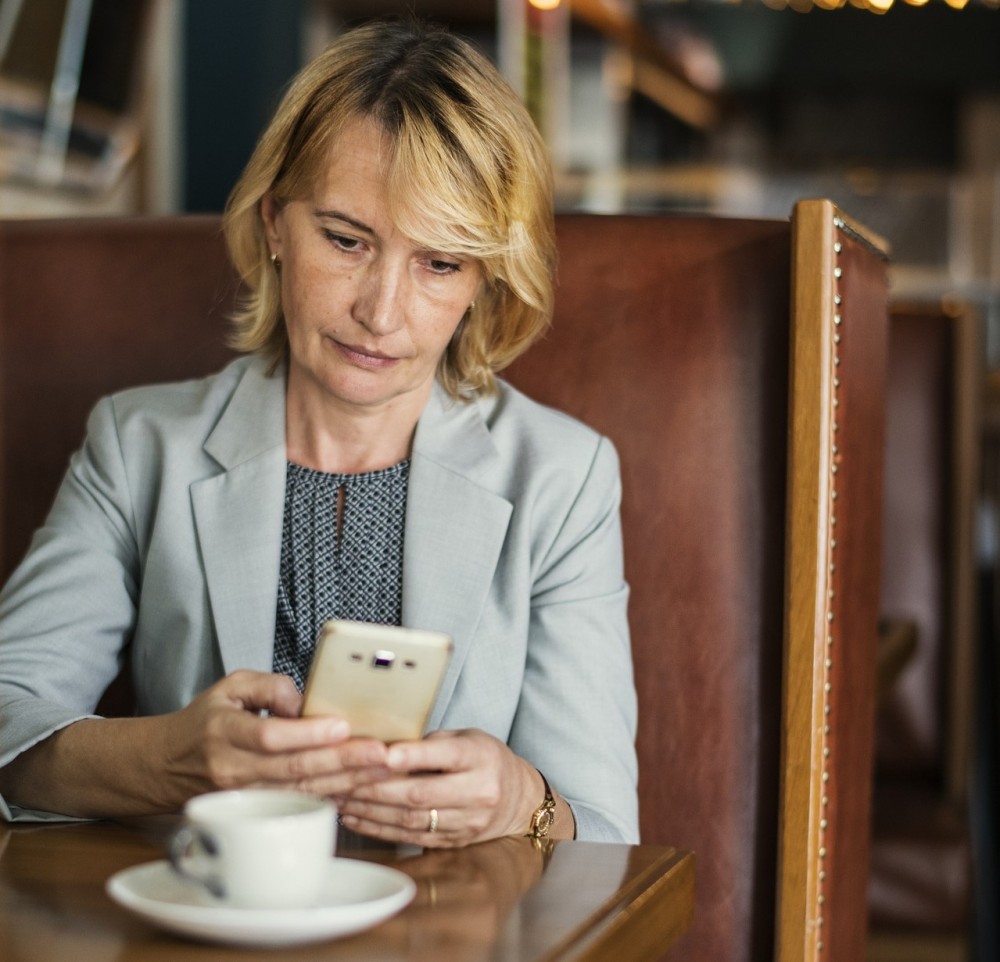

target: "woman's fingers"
[215,668,303,717]
[383,727,468,768]
[248,740,393,787]
[167,669,393,794]
[343,767,481,808]
[221,709,349,755]
[333,729,537,846]
[337,801,472,847]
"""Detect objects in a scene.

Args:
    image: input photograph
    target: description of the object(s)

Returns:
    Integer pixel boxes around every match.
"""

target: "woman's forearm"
[0,671,380,821]
[0,716,182,818]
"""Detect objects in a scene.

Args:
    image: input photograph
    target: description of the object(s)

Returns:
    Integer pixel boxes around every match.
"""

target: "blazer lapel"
[403,385,512,729]
[192,360,287,675]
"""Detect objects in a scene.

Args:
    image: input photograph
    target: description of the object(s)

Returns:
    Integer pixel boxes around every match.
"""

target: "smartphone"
[301,619,453,742]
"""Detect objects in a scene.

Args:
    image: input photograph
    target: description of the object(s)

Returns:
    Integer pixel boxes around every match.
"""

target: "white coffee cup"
[168,789,337,909]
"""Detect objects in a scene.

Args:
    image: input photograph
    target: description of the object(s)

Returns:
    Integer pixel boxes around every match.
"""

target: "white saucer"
[106,857,416,947]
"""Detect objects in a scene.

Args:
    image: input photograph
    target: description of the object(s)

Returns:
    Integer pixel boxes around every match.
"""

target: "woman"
[0,19,638,846]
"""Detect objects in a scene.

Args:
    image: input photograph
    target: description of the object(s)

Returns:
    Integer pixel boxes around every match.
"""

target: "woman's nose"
[354,263,406,335]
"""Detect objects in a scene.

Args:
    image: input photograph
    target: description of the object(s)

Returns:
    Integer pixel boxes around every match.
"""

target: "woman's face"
[262,117,482,419]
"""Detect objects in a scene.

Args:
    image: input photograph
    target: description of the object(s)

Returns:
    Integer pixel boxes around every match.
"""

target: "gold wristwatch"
[525,769,556,839]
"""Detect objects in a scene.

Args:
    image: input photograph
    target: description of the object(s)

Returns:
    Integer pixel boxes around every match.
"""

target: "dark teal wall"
[182,0,305,212]
[178,2,1000,209]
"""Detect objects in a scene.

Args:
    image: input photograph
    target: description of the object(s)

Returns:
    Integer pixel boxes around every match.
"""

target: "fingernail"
[324,719,349,739]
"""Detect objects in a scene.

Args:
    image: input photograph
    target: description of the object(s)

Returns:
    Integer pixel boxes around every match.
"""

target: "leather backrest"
[0,216,237,581]
[508,213,794,962]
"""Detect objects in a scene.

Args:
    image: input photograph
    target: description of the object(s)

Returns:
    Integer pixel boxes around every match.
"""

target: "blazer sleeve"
[0,396,140,774]
[508,435,639,843]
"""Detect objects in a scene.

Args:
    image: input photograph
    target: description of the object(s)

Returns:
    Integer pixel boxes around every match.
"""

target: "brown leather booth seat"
[0,216,237,582]
[511,203,889,962]
[511,214,792,961]
[869,305,980,949]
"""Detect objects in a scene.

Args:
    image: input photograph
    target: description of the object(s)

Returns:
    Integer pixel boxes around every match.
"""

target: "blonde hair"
[223,19,555,399]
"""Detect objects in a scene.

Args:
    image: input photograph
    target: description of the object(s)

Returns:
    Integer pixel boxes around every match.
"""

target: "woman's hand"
[0,669,394,818]
[159,669,393,805]
[333,729,568,848]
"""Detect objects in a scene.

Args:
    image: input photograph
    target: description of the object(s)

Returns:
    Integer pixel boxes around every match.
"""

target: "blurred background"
[1,0,998,347]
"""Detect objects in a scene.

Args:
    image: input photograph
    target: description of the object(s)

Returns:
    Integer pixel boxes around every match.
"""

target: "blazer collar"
[203,364,496,479]
[203,356,286,469]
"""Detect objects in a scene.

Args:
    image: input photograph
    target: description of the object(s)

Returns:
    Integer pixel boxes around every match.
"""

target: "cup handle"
[168,825,226,899]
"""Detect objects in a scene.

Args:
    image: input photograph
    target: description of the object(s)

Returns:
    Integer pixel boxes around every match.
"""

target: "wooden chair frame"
[779,200,890,962]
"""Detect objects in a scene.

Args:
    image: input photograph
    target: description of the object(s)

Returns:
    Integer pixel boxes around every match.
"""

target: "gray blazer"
[0,356,638,840]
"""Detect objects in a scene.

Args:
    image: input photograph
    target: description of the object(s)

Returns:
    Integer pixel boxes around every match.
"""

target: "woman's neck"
[285,379,426,475]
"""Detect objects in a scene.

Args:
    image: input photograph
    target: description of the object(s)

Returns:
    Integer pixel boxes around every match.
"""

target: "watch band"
[525,769,556,839]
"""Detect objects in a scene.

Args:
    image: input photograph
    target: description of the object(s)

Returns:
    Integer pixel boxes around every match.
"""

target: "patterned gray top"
[272,459,410,691]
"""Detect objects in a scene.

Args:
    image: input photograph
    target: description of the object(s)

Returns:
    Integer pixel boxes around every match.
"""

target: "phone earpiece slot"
[372,650,395,669]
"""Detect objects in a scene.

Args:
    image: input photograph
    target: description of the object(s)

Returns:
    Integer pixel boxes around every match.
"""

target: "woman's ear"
[260,192,282,255]
[472,275,487,308]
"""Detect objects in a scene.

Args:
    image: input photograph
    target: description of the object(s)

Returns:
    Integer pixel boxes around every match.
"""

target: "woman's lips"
[332,339,399,370]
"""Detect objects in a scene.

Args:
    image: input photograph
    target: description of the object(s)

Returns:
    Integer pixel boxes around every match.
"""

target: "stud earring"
[270,252,281,268]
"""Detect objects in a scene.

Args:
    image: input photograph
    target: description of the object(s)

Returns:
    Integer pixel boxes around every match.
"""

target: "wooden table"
[0,818,694,961]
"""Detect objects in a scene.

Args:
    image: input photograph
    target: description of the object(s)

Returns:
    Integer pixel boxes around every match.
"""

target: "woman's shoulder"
[478,378,617,477]
[486,378,604,444]
[82,355,277,463]
[470,380,621,536]
[107,355,260,421]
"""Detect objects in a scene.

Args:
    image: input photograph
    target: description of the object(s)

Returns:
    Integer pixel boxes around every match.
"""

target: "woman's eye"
[427,258,462,275]
[324,231,361,252]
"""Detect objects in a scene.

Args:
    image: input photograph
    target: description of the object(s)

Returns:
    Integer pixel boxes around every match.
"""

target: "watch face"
[534,807,554,837]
